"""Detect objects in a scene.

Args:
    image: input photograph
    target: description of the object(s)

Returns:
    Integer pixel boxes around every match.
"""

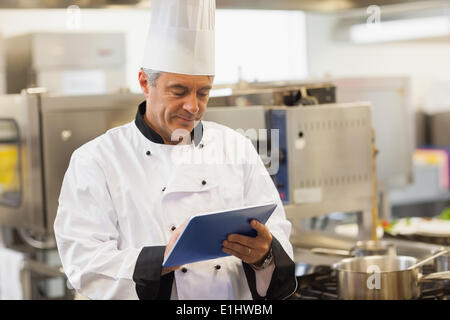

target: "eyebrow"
[166,84,188,91]
[166,84,212,92]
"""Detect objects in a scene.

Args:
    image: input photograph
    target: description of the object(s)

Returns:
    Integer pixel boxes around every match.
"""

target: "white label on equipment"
[62,69,106,95]
[294,188,322,203]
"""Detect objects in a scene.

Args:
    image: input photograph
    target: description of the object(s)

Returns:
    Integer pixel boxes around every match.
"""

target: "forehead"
[159,72,213,88]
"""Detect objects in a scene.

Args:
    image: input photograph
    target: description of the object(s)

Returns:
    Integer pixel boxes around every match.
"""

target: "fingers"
[222,240,253,257]
[222,247,248,262]
[226,233,259,248]
[223,220,272,264]
[222,242,266,265]
[227,220,270,245]
[222,244,259,264]
[250,220,271,239]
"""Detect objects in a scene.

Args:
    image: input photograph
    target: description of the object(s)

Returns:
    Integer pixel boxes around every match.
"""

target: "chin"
[169,125,192,141]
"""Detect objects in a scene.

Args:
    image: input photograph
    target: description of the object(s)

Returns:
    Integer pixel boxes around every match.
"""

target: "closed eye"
[167,84,188,97]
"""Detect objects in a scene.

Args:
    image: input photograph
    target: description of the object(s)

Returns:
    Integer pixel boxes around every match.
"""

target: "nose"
[183,92,199,114]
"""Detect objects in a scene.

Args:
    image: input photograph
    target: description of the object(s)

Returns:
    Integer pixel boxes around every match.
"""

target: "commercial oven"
[268,103,374,237]
[0,91,143,236]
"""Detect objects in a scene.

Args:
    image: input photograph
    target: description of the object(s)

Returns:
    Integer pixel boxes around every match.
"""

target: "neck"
[142,112,173,145]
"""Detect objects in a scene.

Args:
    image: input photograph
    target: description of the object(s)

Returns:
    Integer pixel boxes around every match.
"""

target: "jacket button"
[199,143,204,148]
[215,265,221,270]
[146,150,151,156]
[181,267,188,273]
[202,180,206,185]
[170,225,176,231]
[162,187,166,192]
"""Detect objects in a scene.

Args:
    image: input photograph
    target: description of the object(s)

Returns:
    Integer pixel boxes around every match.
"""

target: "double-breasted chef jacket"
[54,101,297,300]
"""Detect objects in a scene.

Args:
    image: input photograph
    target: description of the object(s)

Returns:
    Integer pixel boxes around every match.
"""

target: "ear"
[138,70,151,98]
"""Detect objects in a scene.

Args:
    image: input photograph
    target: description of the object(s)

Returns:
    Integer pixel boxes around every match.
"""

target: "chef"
[54,0,296,300]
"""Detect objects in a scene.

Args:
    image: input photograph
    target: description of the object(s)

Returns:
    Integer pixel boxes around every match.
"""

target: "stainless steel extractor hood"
[0,0,448,12]
[0,0,141,9]
[216,0,449,12]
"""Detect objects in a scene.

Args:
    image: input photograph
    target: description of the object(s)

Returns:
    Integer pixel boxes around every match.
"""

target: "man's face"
[139,71,213,144]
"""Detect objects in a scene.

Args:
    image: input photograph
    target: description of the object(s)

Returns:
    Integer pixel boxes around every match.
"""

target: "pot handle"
[310,248,352,257]
[419,271,450,282]
[408,249,449,270]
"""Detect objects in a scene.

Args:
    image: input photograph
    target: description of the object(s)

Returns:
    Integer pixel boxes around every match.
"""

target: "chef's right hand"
[161,220,188,276]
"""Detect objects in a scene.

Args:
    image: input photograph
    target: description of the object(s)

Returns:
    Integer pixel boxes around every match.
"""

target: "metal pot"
[311,240,396,257]
[333,250,450,300]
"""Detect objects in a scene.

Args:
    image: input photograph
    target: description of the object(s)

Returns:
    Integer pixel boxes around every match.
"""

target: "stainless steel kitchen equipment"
[270,102,375,239]
[311,240,396,257]
[203,106,270,165]
[333,250,450,300]
[6,33,126,95]
[0,91,143,235]
[209,82,336,107]
[0,93,40,230]
[203,106,266,139]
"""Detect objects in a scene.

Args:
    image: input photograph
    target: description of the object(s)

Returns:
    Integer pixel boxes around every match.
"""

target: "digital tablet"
[162,202,277,267]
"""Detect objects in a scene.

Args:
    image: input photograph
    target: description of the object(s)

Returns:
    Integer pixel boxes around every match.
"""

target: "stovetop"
[290,264,449,300]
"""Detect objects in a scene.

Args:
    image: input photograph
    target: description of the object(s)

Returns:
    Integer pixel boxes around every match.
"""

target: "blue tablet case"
[162,202,277,267]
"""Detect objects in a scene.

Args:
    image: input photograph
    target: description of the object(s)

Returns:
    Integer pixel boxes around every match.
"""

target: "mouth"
[175,115,196,123]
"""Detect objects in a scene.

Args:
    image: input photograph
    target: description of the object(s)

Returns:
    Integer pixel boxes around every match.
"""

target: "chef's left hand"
[222,219,272,265]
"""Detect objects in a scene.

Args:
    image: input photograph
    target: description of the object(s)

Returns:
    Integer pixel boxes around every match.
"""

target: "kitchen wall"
[0,8,308,93]
[305,11,450,112]
[0,33,5,94]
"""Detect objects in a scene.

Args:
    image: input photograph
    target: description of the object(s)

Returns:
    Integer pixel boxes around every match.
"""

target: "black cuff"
[243,236,296,300]
[132,246,174,300]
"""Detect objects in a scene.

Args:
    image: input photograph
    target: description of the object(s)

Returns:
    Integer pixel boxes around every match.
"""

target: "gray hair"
[141,68,162,87]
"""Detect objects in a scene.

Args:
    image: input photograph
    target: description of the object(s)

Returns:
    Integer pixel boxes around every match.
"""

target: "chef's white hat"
[142,0,215,76]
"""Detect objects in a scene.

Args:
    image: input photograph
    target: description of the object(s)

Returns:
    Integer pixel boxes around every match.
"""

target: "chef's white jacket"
[54,101,297,300]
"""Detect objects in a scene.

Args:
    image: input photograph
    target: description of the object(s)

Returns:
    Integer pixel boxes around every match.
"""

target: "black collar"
[134,101,203,146]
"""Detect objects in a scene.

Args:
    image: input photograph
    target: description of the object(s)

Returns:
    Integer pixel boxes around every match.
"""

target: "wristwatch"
[251,247,273,270]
